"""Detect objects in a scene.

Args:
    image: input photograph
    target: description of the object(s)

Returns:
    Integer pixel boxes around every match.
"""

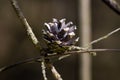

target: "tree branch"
[46,63,63,80]
[41,60,48,80]
[0,56,41,72]
[7,0,120,80]
[102,0,120,15]
[1,48,120,73]
[10,0,41,49]
[86,27,120,48]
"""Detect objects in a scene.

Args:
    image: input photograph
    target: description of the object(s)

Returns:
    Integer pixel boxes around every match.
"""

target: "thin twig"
[10,0,41,49]
[41,60,48,80]
[63,49,120,54]
[1,48,120,72]
[102,0,120,15]
[47,63,63,80]
[0,56,42,72]
[61,48,120,58]
[86,27,120,48]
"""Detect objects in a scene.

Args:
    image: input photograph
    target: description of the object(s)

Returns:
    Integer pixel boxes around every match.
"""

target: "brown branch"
[10,0,41,49]
[0,56,41,72]
[46,63,63,80]
[102,0,120,15]
[41,61,48,80]
[1,48,120,72]
[50,65,63,80]
[64,49,120,55]
[86,27,120,48]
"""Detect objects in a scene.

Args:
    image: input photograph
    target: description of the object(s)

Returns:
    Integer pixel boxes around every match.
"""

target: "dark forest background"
[0,0,120,80]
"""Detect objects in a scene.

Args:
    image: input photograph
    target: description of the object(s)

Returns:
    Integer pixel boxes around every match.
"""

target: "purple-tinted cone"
[42,18,79,46]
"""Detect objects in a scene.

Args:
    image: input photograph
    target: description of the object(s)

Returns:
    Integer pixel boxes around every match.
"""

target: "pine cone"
[43,18,79,46]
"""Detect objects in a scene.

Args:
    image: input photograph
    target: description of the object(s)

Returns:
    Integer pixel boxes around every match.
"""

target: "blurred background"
[0,0,120,80]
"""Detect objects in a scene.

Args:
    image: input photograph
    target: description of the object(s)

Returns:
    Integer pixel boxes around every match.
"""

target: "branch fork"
[0,0,120,80]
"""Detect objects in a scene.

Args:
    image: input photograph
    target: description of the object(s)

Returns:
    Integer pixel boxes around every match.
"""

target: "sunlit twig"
[86,27,120,48]
[10,0,41,49]
[46,63,63,80]
[41,60,48,80]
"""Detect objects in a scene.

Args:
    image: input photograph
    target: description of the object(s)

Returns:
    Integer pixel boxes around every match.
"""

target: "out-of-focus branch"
[102,0,120,15]
[10,0,41,49]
